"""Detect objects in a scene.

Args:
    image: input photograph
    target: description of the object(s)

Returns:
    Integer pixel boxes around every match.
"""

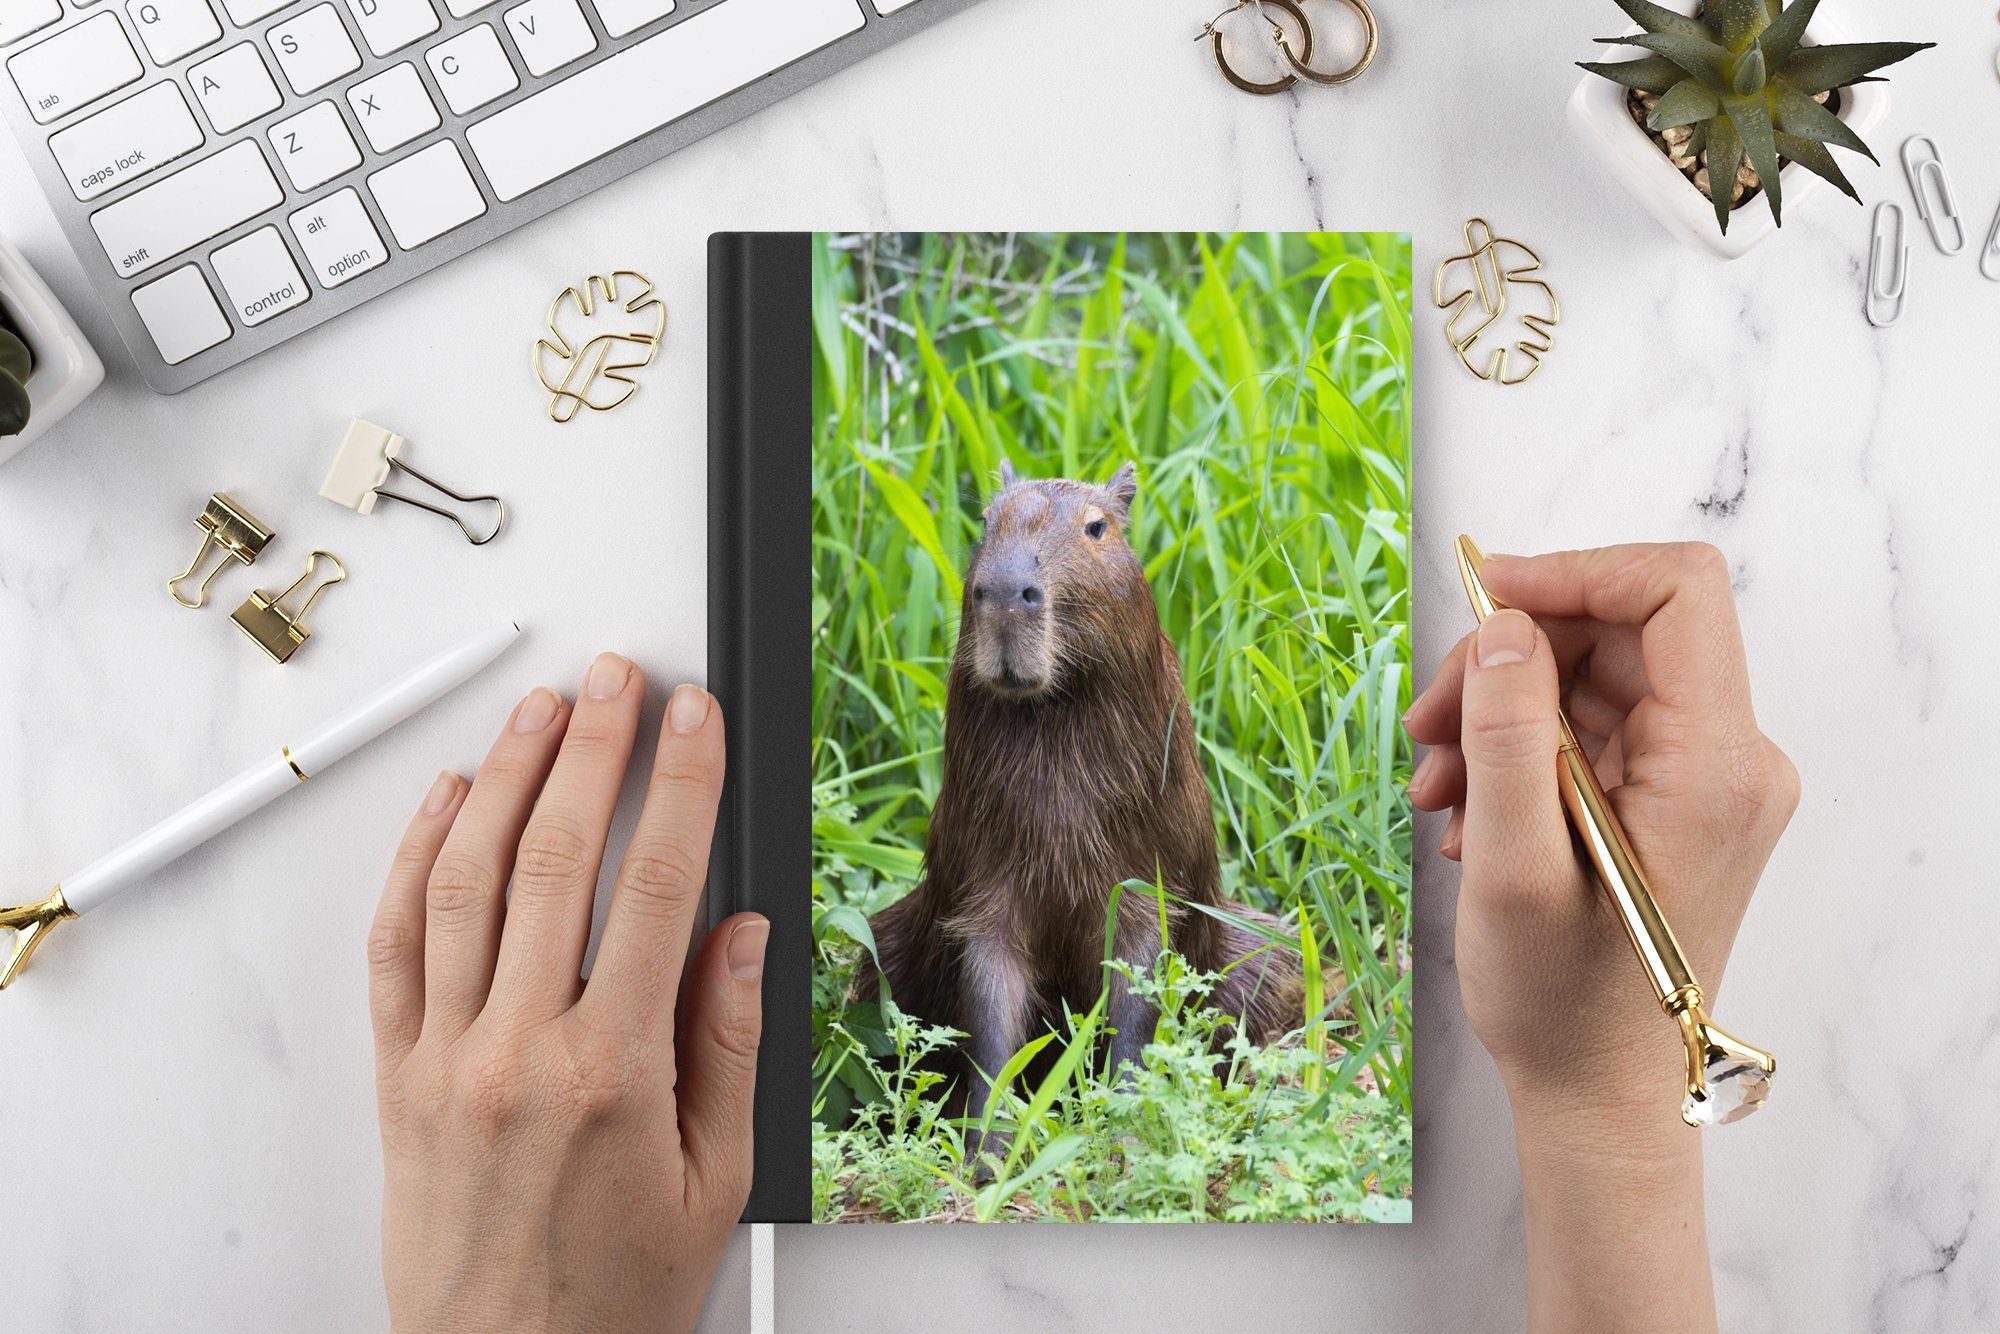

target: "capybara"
[862,460,1303,1144]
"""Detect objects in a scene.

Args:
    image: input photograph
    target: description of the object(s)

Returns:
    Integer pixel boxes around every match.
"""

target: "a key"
[268,3,358,94]
[267,98,359,189]
[586,0,669,41]
[502,0,592,77]
[49,80,204,200]
[218,0,293,23]
[440,0,496,19]
[288,185,386,286]
[346,61,436,152]
[340,0,436,58]
[0,0,62,49]
[425,23,513,115]
[871,0,916,11]
[211,225,308,325]
[90,138,282,276]
[131,263,232,363]
[468,0,863,202]
[367,139,483,248]
[127,0,222,64]
[188,41,281,131]
[8,13,145,125]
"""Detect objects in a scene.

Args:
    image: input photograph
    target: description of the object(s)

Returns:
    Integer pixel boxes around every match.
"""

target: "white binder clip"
[320,419,505,545]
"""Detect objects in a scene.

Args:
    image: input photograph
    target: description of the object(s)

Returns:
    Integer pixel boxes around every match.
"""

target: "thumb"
[1458,609,1571,886]
[676,912,767,1209]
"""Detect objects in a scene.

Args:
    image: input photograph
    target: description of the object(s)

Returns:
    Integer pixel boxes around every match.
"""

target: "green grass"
[810,233,1413,1223]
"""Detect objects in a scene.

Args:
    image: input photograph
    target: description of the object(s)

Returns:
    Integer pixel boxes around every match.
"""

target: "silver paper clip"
[1899,136,1965,255]
[1866,202,1908,329]
[1981,198,2000,283]
[320,418,505,545]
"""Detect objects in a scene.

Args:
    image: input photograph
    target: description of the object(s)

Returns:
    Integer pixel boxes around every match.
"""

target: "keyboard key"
[871,0,917,11]
[268,3,358,93]
[440,0,496,18]
[367,139,483,248]
[8,13,144,124]
[0,0,61,50]
[90,138,281,275]
[130,263,230,363]
[288,185,385,285]
[267,98,358,188]
[340,0,435,57]
[217,0,292,22]
[49,79,203,200]
[346,61,435,152]
[425,23,513,115]
[127,0,222,64]
[586,0,669,41]
[502,0,592,77]
[211,224,307,325]
[188,41,280,131]
[468,0,862,202]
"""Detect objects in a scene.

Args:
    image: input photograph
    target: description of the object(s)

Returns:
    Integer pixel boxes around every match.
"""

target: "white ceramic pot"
[1566,8,1888,260]
[0,235,104,466]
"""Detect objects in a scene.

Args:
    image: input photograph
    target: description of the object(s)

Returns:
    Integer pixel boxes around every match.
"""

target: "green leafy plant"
[0,321,30,439]
[1580,0,1931,233]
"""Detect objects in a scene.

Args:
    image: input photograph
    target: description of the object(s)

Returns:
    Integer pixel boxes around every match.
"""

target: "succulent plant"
[0,323,30,439]
[1580,0,1931,233]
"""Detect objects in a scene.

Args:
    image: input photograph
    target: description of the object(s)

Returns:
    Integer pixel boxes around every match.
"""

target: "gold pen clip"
[232,550,347,664]
[1455,534,1776,1126]
[167,493,275,609]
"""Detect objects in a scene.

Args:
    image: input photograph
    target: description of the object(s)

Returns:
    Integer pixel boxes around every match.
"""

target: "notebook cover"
[708,231,813,1223]
[714,231,1414,1226]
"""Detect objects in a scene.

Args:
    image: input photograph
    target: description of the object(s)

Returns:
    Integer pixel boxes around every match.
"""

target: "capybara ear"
[998,458,1019,490]
[1106,461,1138,517]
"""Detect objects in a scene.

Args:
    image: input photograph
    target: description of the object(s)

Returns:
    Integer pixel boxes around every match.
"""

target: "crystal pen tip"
[1675,1004,1777,1128]
[0,887,73,991]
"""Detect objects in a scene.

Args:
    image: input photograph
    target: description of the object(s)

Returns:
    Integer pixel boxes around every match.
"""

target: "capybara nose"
[972,580,1044,612]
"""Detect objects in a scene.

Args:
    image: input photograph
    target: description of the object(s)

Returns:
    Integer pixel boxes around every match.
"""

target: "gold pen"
[1455,535,1775,1126]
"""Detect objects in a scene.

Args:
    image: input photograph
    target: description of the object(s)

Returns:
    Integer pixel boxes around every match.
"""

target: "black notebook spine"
[707,231,812,1224]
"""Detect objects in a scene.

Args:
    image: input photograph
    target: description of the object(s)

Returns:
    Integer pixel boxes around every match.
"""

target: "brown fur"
[860,462,1303,1138]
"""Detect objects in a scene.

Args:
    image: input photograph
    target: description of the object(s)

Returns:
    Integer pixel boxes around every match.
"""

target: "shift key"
[91,140,281,277]
[50,83,205,202]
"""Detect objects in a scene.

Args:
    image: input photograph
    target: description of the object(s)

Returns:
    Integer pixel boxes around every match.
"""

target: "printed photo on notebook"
[708,231,1413,1224]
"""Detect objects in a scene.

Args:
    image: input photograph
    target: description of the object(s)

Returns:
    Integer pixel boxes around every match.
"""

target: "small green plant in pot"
[0,320,30,439]
[1579,0,1931,235]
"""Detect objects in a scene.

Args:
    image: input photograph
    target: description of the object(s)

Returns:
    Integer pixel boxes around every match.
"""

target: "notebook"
[710,231,1414,1225]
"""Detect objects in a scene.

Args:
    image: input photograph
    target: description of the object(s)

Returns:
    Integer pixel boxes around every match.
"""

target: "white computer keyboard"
[1,0,955,390]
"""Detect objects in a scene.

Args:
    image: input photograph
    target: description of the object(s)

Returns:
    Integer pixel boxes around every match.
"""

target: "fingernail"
[1408,749,1435,794]
[669,684,711,733]
[1441,827,1462,859]
[515,688,560,732]
[421,771,458,815]
[1476,609,1536,668]
[586,652,632,700]
[727,918,769,980]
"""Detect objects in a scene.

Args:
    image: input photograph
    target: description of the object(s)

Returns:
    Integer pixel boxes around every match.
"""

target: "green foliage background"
[810,233,1414,1222]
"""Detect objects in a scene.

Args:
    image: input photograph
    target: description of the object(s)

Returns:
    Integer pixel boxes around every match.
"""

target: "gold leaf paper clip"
[1433,218,1560,386]
[533,270,666,424]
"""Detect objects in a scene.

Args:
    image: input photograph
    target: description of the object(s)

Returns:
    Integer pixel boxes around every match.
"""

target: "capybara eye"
[1085,519,1107,540]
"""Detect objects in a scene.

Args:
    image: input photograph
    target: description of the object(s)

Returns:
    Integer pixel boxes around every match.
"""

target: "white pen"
[0,622,522,988]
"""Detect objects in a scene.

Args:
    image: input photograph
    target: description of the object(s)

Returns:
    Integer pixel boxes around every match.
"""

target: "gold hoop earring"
[1201,0,1314,96]
[1280,0,1378,86]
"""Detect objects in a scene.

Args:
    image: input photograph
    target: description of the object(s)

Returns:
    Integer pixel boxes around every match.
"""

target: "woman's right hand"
[1404,541,1798,1127]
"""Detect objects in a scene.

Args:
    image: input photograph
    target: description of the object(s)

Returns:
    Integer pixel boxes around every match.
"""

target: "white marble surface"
[3,0,1996,1329]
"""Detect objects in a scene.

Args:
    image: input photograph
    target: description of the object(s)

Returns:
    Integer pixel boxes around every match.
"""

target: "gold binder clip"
[231,550,347,663]
[167,493,275,609]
